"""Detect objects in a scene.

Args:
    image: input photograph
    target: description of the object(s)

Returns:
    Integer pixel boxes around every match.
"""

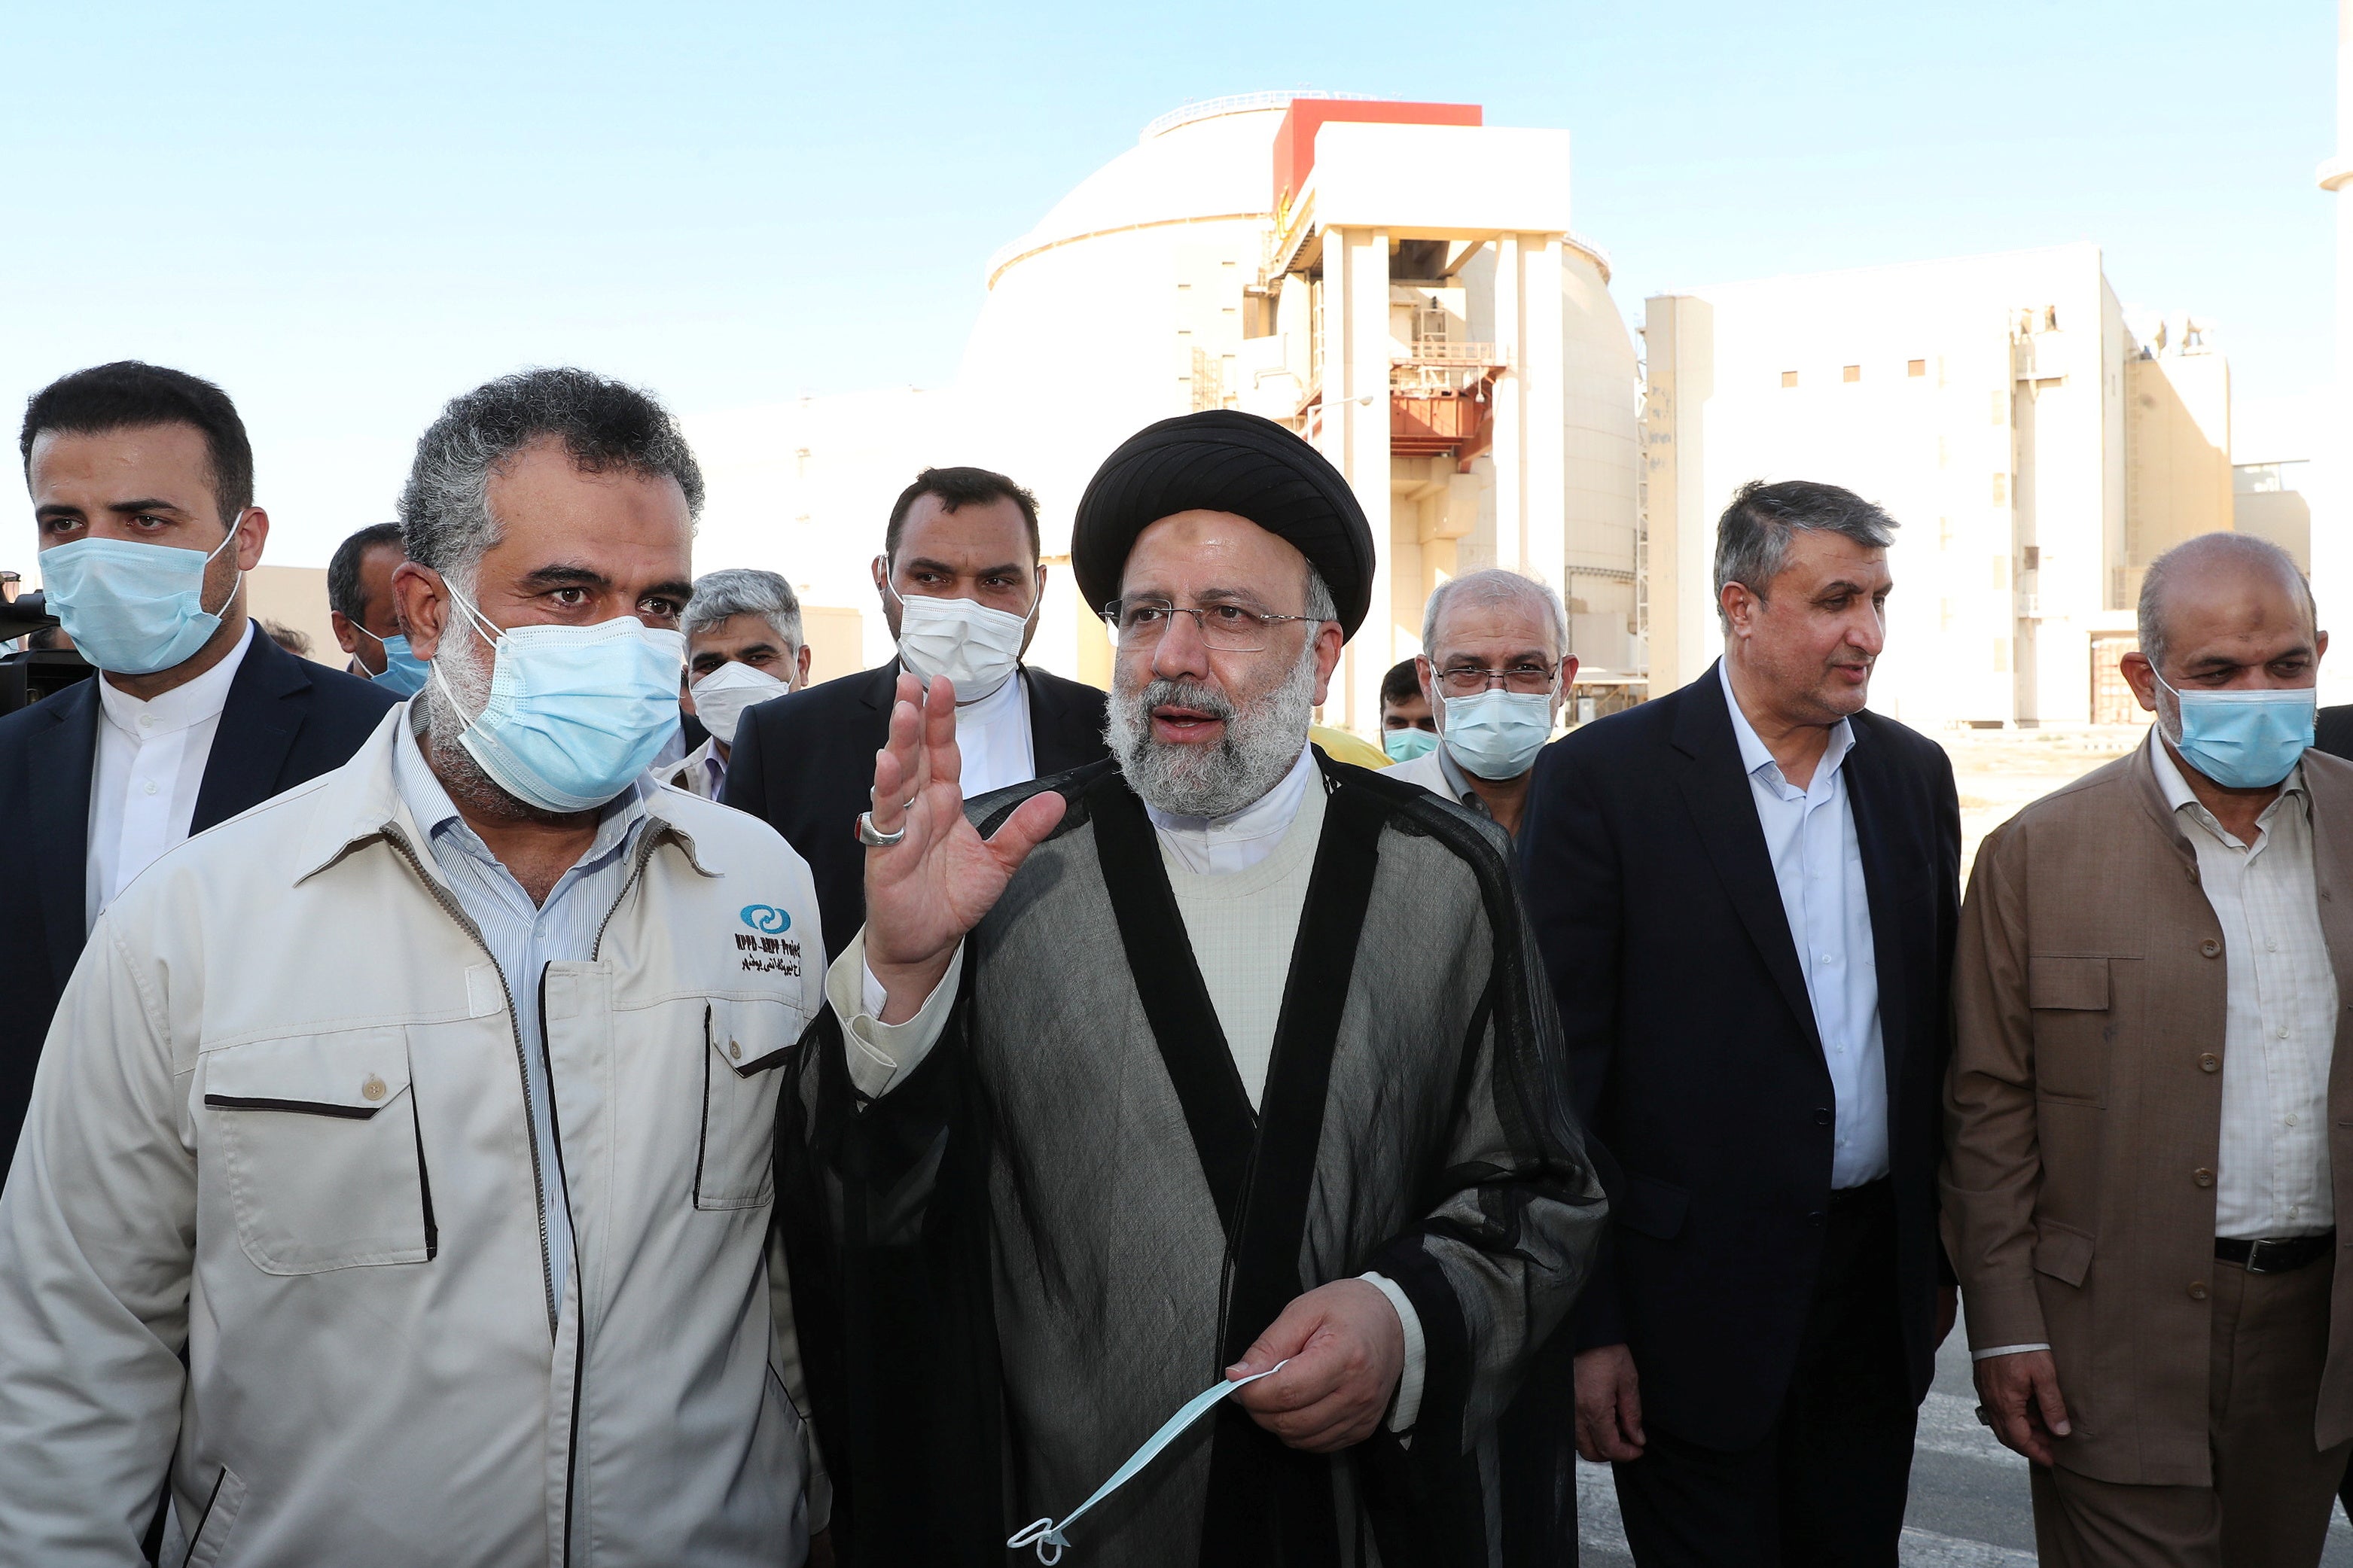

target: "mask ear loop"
[199,509,248,620]
[425,581,507,737]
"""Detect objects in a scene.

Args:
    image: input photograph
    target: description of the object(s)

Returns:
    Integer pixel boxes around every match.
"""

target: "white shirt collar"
[1718,656,1855,796]
[1143,741,1316,875]
[97,620,258,741]
[953,663,1027,717]
[2146,728,2305,840]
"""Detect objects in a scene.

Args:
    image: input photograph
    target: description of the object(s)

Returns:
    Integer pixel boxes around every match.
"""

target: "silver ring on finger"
[855,811,908,848]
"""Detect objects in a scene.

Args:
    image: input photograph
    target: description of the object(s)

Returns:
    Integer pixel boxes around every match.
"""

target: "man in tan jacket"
[1945,531,2353,1564]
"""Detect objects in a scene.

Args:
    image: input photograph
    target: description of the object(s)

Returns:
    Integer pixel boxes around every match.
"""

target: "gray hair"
[684,568,803,649]
[2137,531,2317,674]
[1421,568,1568,659]
[1712,479,1898,629]
[399,367,705,589]
[1303,562,1337,624]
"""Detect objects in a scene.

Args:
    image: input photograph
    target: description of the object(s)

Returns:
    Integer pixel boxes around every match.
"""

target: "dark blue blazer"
[1517,662,1961,1451]
[722,660,1109,965]
[0,628,398,1172]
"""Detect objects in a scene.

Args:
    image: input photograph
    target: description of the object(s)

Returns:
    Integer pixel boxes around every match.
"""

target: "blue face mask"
[431,590,684,813]
[38,522,244,675]
[353,626,430,697]
[1383,726,1437,763]
[2156,671,2315,790]
[1440,689,1556,781]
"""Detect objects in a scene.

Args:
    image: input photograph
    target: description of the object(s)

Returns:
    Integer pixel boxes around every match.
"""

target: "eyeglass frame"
[1099,595,1327,653]
[1422,656,1565,697]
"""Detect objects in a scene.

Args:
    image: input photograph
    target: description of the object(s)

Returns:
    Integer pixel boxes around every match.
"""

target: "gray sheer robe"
[779,752,1604,1567]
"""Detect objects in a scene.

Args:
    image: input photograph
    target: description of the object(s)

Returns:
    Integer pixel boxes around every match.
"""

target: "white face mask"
[892,586,1031,703]
[689,659,792,747]
[1440,689,1556,780]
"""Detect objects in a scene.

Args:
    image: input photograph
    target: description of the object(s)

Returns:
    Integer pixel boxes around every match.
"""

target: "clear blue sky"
[6,1,2339,564]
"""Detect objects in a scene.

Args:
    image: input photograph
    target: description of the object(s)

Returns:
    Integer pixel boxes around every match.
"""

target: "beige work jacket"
[0,708,823,1565]
[1943,738,2353,1485]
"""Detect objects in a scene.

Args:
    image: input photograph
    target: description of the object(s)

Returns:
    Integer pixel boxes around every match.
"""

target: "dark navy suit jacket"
[0,628,398,1173]
[1517,662,1961,1450]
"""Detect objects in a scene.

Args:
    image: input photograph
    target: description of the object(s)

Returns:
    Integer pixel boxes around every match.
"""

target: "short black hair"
[885,466,1041,564]
[19,361,255,525]
[1380,657,1423,708]
[328,522,404,622]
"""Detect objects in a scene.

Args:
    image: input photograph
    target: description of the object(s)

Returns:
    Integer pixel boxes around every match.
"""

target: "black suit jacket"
[2317,704,2353,763]
[0,629,398,1172]
[1517,662,1961,1451]
[721,662,1110,964]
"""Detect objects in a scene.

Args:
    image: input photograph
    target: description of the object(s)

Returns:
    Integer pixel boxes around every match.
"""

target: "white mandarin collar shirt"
[2149,735,2338,1239]
[1143,742,1318,876]
[1720,660,1890,1189]
[85,621,260,930]
[946,665,1037,801]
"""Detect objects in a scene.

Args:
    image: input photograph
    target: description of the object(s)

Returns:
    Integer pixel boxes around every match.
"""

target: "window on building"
[2022,546,2041,572]
[1994,638,2011,674]
[1781,370,1799,388]
[1907,359,1927,378]
[1992,473,2009,507]
[1992,556,2009,591]
[1842,365,1861,383]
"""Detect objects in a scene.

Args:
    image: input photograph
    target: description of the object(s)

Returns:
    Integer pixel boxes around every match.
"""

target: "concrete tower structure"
[2321,0,2353,699]
[960,93,1639,735]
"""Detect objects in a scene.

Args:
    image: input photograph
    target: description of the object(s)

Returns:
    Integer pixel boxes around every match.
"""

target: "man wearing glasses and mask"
[1385,569,1577,839]
[778,410,1603,1567]
[724,465,1107,963]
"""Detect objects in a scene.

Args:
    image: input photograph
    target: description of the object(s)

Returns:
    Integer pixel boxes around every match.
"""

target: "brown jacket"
[1943,738,2353,1486]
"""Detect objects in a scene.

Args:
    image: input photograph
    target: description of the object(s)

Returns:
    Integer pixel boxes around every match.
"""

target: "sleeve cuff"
[1359,1271,1425,1433]
[821,931,963,1101]
[1970,1342,2052,1361]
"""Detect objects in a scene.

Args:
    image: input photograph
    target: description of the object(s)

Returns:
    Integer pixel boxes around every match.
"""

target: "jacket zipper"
[380,827,559,1335]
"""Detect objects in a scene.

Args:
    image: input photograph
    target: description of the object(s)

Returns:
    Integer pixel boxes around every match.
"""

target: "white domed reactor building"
[961,93,1641,734]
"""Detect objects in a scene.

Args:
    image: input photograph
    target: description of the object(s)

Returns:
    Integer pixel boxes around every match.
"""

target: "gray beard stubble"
[1106,638,1319,817]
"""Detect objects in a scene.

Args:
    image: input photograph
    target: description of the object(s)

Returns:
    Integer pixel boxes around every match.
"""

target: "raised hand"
[862,672,1067,1021]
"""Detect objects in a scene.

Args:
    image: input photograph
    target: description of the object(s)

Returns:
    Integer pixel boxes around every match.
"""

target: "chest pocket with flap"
[203,1027,430,1274]
[696,997,800,1210]
[2028,955,2121,1105]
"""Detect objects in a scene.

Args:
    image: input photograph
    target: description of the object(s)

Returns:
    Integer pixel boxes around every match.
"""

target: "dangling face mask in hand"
[891,584,1032,703]
[430,587,684,812]
[2155,669,2315,789]
[1439,689,1556,781]
[38,517,246,675]
[352,624,431,697]
[689,659,791,747]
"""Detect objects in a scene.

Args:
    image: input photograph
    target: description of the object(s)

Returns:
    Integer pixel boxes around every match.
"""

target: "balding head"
[1422,568,1568,660]
[2136,533,2317,677]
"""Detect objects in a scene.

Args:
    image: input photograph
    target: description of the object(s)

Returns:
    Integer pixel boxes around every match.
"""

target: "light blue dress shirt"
[392,717,652,1316]
[1719,662,1889,1189]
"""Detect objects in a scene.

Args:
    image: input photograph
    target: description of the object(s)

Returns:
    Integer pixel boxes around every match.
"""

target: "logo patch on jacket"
[740,903,791,933]
[735,905,802,975]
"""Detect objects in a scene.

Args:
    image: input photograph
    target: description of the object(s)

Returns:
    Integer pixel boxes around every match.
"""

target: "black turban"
[1071,410,1375,637]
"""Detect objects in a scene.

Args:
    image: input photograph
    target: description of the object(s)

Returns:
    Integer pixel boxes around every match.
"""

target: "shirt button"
[2286,1116,2299,1128]
[2279,1028,2291,1040]
[2193,1168,2215,1187]
[2268,940,2279,952]
[2201,939,2222,958]
[142,780,159,796]
[137,713,154,729]
[728,1040,742,1061]
[2189,1280,2209,1301]
[2199,1054,2222,1073]
[361,1075,387,1102]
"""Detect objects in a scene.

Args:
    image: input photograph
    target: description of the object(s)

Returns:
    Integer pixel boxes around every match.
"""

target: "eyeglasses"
[1431,661,1560,697]
[1102,598,1321,652]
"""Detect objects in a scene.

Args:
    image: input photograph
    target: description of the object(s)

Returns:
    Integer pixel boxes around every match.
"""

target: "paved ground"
[1571,1329,2353,1563]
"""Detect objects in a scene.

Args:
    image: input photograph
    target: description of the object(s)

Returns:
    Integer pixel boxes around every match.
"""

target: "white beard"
[1106,637,1318,817]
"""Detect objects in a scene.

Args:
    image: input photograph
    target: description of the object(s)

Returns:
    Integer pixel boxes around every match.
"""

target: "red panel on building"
[1272,99,1483,212]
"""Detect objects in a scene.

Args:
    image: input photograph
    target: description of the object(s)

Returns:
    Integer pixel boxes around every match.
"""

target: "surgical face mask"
[1439,689,1555,781]
[38,519,244,676]
[430,589,684,812]
[1383,726,1437,763]
[690,658,791,747]
[352,624,430,697]
[2155,669,2315,790]
[891,583,1030,703]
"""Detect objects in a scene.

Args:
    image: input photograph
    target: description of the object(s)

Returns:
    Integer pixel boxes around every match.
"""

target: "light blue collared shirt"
[392,714,653,1316]
[1719,661,1889,1189]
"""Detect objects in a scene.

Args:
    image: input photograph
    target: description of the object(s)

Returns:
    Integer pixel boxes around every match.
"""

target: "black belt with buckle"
[2214,1231,2336,1274]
